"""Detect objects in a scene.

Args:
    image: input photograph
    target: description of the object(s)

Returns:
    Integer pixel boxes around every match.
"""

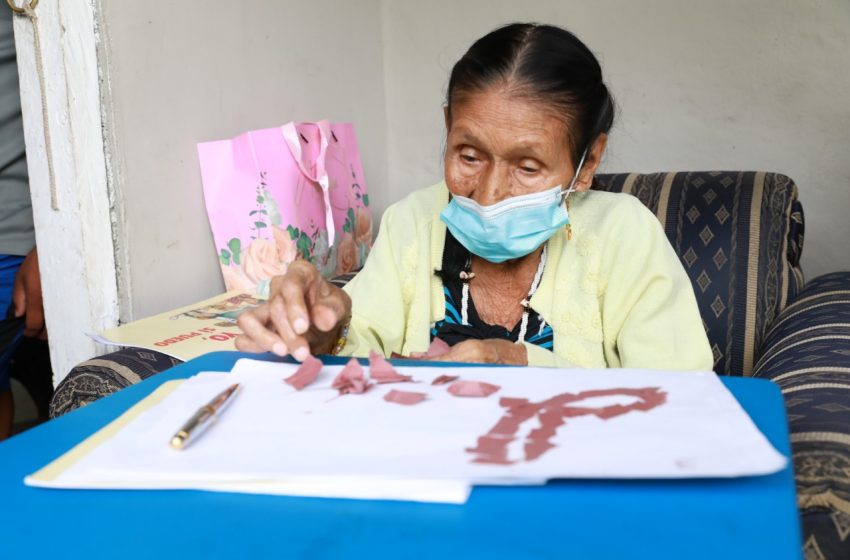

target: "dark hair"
[446,23,615,168]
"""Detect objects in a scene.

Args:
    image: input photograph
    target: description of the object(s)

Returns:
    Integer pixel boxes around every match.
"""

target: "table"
[0,352,802,559]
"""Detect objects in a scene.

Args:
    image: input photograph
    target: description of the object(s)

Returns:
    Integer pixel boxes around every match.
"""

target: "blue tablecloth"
[0,352,801,559]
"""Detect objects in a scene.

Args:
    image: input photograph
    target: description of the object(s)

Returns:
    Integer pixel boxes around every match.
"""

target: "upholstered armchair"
[596,171,849,558]
[597,171,804,378]
[51,171,850,558]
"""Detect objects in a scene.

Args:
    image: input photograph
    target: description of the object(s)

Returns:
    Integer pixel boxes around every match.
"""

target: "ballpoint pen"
[169,383,240,450]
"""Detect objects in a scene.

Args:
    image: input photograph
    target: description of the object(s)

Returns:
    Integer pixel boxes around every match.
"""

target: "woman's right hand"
[235,260,352,360]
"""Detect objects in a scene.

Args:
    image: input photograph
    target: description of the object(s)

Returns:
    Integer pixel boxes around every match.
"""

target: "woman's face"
[444,88,580,206]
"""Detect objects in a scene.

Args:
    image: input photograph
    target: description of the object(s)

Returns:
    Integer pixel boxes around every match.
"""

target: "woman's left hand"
[428,338,528,365]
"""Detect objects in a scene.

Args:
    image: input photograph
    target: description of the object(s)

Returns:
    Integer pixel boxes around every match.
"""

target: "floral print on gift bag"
[198,121,372,292]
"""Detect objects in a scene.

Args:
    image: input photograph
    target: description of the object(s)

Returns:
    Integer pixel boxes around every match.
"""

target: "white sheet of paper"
[27,360,786,504]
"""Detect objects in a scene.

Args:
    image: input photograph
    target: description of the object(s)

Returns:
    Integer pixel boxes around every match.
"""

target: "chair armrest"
[753,271,850,558]
[50,348,182,418]
[755,271,850,380]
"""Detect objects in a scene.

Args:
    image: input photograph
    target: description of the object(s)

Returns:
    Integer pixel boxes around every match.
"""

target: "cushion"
[596,171,804,376]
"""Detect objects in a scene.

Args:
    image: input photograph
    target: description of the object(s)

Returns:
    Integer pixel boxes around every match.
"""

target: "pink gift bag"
[198,121,372,291]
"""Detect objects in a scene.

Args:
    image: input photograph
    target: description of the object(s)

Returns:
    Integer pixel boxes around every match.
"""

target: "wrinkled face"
[444,88,578,206]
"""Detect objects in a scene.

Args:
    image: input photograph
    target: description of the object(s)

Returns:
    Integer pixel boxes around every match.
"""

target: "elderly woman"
[236,23,713,370]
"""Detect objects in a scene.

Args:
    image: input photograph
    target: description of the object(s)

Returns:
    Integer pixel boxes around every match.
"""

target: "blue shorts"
[0,254,26,392]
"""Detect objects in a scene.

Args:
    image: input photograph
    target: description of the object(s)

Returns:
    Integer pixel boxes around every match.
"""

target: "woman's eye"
[518,160,541,174]
[460,154,478,164]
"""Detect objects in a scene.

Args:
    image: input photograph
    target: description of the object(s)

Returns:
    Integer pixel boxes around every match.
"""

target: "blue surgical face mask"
[440,151,587,263]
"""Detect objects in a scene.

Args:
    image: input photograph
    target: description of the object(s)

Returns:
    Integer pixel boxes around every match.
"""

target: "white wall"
[99,0,388,320]
[99,0,850,324]
[381,0,850,279]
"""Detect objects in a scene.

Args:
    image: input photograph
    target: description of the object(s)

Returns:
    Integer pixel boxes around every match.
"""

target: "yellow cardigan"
[342,182,714,370]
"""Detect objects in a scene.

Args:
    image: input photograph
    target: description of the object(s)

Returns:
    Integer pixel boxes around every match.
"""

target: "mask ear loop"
[559,148,588,206]
[560,149,588,241]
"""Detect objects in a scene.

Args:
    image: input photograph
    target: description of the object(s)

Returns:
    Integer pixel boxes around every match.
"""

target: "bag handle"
[281,120,337,245]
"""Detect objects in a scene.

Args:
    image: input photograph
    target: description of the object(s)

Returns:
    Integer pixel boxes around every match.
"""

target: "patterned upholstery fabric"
[50,348,182,418]
[596,172,804,376]
[754,272,850,559]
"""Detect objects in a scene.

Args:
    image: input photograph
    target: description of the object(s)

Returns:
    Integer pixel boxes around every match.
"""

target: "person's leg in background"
[10,337,53,422]
[0,254,26,440]
[2,7,35,440]
[0,393,10,440]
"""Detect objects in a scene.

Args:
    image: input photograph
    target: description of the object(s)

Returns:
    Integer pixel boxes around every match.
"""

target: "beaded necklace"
[458,244,548,342]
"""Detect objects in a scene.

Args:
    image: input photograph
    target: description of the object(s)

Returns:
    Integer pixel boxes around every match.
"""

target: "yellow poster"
[95,292,265,361]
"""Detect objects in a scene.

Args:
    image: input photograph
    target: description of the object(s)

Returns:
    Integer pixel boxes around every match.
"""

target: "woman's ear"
[574,133,608,192]
[443,106,451,131]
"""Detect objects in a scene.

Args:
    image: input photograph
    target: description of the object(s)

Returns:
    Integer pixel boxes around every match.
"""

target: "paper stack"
[26,359,787,504]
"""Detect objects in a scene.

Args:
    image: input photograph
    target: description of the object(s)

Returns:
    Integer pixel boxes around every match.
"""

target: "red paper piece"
[467,387,667,465]
[391,338,452,360]
[283,355,322,390]
[425,338,451,357]
[368,351,412,383]
[447,380,501,398]
[431,375,459,386]
[383,389,426,406]
[331,358,372,395]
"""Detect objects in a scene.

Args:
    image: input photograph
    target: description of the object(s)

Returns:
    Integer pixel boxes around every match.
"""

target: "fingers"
[427,339,527,365]
[268,295,310,361]
[235,304,286,355]
[427,340,476,363]
[234,335,266,353]
[430,352,471,363]
[311,281,351,332]
[271,262,319,359]
[238,262,345,360]
[279,261,317,335]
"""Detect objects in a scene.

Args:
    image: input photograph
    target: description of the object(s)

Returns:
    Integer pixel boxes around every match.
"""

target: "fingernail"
[294,346,310,361]
[293,318,308,334]
[272,342,288,356]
